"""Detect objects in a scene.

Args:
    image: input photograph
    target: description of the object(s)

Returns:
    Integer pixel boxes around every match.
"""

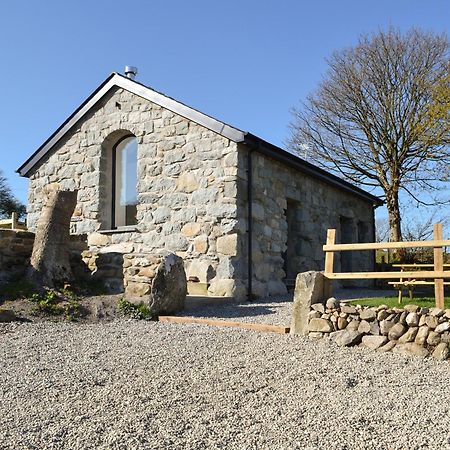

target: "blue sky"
[1,0,449,219]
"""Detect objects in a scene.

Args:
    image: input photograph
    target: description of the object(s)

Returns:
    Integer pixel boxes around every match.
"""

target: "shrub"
[118,298,154,320]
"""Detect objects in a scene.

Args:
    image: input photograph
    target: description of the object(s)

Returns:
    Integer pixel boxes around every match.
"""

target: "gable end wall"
[27,87,244,298]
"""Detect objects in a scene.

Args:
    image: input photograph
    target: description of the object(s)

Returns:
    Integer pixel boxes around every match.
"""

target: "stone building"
[18,71,382,300]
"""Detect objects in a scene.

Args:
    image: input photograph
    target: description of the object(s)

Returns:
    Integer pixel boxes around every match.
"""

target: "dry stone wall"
[307,299,450,360]
[27,87,243,298]
[0,229,35,282]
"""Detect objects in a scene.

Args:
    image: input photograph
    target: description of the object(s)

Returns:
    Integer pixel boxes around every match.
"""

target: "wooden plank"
[158,316,290,334]
[323,239,450,252]
[324,228,336,297]
[392,264,450,268]
[388,281,450,286]
[325,271,450,280]
[434,223,445,309]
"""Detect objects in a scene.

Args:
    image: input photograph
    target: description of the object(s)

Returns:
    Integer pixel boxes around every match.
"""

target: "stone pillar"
[290,271,328,335]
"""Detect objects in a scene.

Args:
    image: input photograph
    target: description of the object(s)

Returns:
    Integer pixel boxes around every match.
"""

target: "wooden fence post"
[434,223,445,309]
[11,212,18,230]
[324,228,336,298]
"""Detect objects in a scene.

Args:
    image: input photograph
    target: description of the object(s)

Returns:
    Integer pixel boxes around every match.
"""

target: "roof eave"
[243,133,383,207]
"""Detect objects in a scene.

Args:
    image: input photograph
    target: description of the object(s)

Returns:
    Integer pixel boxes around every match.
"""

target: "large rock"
[326,297,340,309]
[435,322,450,334]
[207,279,236,297]
[347,320,360,331]
[398,327,418,344]
[380,319,395,335]
[361,335,388,350]
[377,340,397,353]
[425,316,438,329]
[27,188,78,288]
[341,305,357,314]
[431,342,450,361]
[359,309,376,321]
[124,252,187,315]
[290,271,328,335]
[0,309,17,323]
[334,330,362,347]
[393,343,429,358]
[414,326,430,346]
[405,313,419,327]
[427,331,441,346]
[308,318,333,333]
[388,323,407,340]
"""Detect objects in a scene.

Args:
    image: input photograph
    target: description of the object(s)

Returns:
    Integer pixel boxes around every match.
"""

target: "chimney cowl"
[124,66,138,80]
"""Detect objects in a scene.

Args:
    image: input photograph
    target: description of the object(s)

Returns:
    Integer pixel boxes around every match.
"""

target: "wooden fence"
[0,212,26,230]
[323,223,450,308]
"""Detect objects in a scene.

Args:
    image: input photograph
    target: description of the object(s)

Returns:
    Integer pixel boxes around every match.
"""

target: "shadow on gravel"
[184,305,278,319]
[181,295,294,320]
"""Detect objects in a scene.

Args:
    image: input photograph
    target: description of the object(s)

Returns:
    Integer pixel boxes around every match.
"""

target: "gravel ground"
[182,288,398,326]
[1,307,450,450]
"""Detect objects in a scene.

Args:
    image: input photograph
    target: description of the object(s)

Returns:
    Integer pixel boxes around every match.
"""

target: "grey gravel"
[1,288,450,450]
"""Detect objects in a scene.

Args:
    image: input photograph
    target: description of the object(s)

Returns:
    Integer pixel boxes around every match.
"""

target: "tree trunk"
[27,189,78,288]
[385,188,406,261]
[386,190,403,242]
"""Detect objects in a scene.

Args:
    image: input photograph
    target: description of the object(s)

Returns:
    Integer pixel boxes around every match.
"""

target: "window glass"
[114,136,138,227]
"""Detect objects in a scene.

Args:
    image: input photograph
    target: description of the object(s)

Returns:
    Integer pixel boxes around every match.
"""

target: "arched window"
[112,135,138,228]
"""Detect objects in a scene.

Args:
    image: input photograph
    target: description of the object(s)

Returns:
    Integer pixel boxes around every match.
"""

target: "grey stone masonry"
[236,147,375,297]
[27,87,243,298]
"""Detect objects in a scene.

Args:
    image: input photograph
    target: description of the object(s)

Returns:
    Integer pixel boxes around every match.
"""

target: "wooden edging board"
[158,316,290,334]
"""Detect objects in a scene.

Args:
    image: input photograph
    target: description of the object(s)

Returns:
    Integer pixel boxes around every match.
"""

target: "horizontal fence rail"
[323,240,450,252]
[323,223,448,308]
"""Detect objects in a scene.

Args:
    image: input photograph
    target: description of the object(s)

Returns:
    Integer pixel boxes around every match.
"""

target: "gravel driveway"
[1,302,450,450]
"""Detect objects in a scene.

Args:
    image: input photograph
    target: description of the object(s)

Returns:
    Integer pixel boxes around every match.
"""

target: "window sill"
[98,226,139,234]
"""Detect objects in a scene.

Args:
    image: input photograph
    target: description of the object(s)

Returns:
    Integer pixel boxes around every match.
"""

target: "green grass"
[349,296,450,309]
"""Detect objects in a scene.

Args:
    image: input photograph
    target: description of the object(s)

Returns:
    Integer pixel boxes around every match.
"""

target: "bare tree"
[375,217,390,243]
[288,28,450,242]
[0,170,26,219]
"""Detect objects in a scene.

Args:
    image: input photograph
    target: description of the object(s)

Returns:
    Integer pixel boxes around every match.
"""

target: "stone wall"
[0,230,88,283]
[236,147,375,298]
[27,87,242,298]
[307,299,450,360]
[0,229,35,281]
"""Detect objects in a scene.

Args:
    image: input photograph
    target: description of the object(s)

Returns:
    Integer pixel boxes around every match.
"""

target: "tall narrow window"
[112,135,138,228]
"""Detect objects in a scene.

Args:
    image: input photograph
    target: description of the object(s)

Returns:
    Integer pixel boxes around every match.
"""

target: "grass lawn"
[349,296,450,309]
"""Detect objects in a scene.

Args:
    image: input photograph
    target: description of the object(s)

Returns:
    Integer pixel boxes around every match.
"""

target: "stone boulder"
[124,252,187,315]
[290,271,328,335]
[0,308,17,323]
[393,343,429,358]
[432,342,450,361]
[308,318,333,333]
[361,335,388,350]
[334,330,362,347]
